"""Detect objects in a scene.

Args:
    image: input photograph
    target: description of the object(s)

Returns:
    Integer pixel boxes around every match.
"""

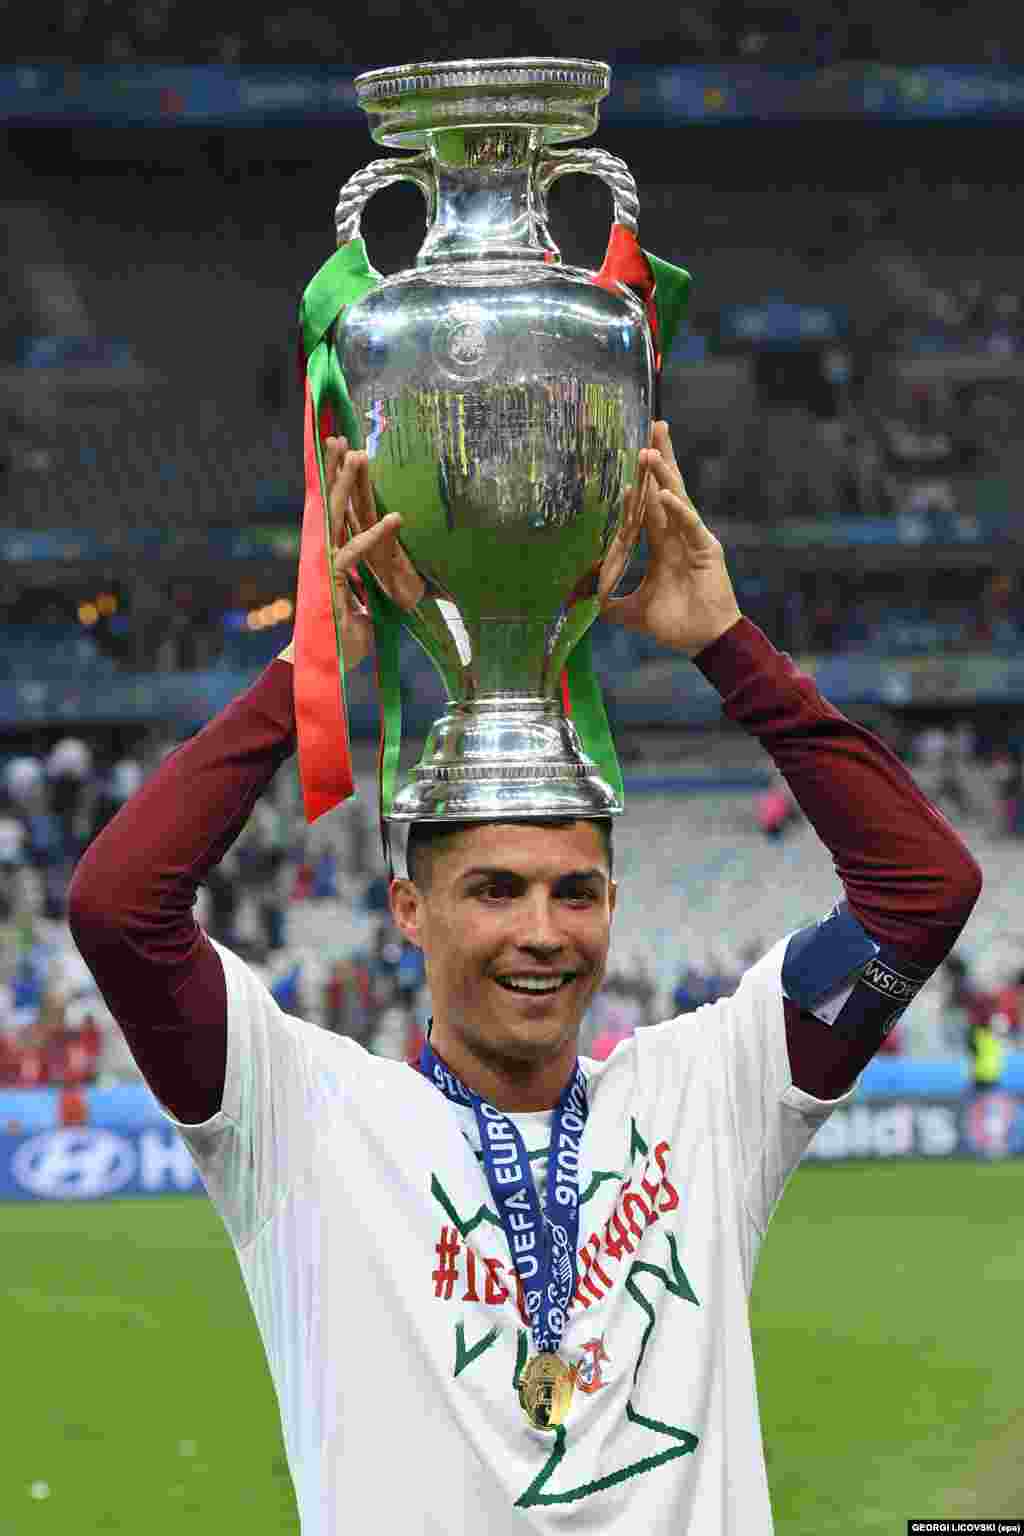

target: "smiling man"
[69,426,981,1535]
[394,817,616,1111]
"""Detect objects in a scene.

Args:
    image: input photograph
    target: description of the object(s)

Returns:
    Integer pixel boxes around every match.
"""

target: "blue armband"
[782,903,879,1009]
[783,902,929,1043]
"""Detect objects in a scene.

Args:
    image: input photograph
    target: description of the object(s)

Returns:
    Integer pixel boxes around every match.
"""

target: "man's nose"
[516,894,566,956]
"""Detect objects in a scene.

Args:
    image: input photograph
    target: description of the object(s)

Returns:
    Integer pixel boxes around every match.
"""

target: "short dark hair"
[405,816,614,890]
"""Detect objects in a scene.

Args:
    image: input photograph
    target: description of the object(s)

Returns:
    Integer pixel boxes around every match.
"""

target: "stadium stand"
[0,619,118,681]
[3,183,1022,570]
[13,0,1024,68]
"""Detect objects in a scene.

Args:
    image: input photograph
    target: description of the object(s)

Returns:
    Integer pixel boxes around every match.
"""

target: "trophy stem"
[418,129,558,267]
[458,617,568,701]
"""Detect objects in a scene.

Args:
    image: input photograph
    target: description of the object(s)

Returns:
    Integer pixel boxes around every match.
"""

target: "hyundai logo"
[12,1128,137,1200]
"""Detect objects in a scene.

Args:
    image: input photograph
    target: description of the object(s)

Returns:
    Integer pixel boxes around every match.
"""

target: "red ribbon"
[592,223,661,371]
[294,376,354,822]
[558,223,660,720]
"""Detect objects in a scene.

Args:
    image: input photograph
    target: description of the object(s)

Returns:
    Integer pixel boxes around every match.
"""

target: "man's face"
[390,821,616,1084]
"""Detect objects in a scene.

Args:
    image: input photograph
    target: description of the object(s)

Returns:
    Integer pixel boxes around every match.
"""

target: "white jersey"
[163,937,855,1535]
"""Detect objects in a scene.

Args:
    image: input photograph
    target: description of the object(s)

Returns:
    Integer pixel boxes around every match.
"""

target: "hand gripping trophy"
[293,57,691,874]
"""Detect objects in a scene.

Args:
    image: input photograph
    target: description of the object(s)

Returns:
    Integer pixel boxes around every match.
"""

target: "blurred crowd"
[687,369,1023,545]
[4,544,1024,703]
[6,140,1024,554]
[18,0,1023,68]
[753,722,1024,844]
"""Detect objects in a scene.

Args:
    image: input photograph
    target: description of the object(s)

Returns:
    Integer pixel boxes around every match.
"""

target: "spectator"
[986,293,1020,356]
[671,959,736,1015]
[881,387,955,476]
[914,724,973,816]
[949,384,984,472]
[4,754,44,813]
[965,997,1007,1103]
[91,752,145,842]
[324,957,373,1046]
[672,966,707,1015]
[991,747,1023,835]
[940,954,992,1054]
[587,970,653,1059]
[397,939,426,1010]
[203,848,242,950]
[990,968,1024,1040]
[756,779,800,839]
[236,791,290,953]
[45,736,93,856]
[899,478,958,542]
[0,796,26,920]
[371,996,417,1062]
[934,728,972,819]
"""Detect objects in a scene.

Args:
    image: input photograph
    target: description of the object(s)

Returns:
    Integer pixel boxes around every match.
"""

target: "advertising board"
[0,1125,204,1202]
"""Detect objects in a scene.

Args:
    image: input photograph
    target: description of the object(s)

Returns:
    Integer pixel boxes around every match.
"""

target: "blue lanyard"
[420,1028,588,1355]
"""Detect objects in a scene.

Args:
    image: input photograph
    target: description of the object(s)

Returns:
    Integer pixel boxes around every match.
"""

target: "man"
[942,952,993,1054]
[945,954,1011,1160]
[69,425,981,1534]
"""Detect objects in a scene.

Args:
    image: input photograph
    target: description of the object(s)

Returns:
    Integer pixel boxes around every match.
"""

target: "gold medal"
[518,1352,577,1430]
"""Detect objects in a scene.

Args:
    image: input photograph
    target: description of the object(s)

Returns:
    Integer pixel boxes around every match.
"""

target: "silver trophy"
[334,58,653,834]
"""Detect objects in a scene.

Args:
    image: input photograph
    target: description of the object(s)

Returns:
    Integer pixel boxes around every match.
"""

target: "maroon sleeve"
[694,619,982,1098]
[67,660,297,1123]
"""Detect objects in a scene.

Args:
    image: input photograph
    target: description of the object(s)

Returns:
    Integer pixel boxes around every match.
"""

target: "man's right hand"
[600,422,742,660]
[279,436,424,668]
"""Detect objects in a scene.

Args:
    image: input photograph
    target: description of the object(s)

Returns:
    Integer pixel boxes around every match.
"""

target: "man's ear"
[389,877,425,949]
[608,878,618,920]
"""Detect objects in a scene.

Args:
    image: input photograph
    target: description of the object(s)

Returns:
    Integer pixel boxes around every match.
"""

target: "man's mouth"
[494,973,578,995]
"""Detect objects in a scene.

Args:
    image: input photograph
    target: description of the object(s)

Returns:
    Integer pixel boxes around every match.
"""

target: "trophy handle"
[534,147,639,239]
[334,154,435,250]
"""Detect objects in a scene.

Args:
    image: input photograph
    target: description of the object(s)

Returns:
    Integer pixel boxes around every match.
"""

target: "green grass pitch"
[2,1161,1021,1533]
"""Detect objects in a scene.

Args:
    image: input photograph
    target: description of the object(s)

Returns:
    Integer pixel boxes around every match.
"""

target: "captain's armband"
[782,902,929,1045]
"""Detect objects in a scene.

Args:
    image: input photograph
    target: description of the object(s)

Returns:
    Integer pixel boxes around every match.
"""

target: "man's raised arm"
[693,618,982,1096]
[607,424,981,1097]
[68,437,410,1123]
[68,663,297,1122]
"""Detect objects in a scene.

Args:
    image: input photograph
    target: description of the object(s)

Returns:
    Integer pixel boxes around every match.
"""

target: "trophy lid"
[354,57,610,147]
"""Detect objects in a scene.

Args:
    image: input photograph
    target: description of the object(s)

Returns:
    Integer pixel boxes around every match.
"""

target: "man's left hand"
[600,421,742,659]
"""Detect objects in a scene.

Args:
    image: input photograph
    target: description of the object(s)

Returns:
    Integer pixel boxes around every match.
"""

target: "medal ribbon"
[420,1031,589,1356]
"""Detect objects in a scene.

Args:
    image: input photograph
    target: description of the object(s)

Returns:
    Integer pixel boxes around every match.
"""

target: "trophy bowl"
[333,58,654,827]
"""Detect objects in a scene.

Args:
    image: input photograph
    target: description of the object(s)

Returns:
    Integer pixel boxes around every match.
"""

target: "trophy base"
[388,699,621,825]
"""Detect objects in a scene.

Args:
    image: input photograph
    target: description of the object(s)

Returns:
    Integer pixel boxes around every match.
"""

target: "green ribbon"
[299,235,692,829]
[646,250,692,361]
